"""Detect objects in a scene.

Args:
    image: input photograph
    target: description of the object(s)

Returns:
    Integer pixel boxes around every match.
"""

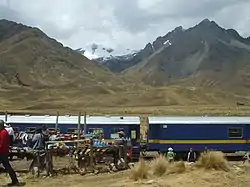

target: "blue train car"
[6,115,141,160]
[85,116,141,161]
[147,116,250,155]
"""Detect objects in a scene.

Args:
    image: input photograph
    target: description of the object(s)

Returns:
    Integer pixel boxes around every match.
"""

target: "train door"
[129,126,139,146]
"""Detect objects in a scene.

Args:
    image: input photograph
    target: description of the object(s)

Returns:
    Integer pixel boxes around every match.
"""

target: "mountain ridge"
[124,19,250,88]
[93,19,250,76]
[0,19,118,90]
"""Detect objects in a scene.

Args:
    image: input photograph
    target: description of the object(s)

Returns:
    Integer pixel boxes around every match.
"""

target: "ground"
[1,158,250,187]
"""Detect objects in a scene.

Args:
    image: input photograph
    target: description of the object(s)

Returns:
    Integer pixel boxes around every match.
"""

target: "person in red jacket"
[0,120,19,186]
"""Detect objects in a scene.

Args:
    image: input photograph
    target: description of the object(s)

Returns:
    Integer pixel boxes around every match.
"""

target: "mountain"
[87,27,181,73]
[124,19,250,89]
[75,43,139,72]
[0,19,115,90]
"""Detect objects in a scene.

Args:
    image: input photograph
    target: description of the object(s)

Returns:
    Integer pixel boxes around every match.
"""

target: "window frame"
[228,127,243,139]
[131,130,137,140]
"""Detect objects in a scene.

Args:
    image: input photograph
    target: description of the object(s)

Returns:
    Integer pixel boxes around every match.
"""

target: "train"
[147,116,250,159]
[1,114,250,160]
[0,115,141,161]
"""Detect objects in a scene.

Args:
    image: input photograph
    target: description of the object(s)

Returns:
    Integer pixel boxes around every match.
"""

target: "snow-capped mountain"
[75,43,138,61]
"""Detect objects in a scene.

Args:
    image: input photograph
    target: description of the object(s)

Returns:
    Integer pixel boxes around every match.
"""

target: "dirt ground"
[1,158,250,187]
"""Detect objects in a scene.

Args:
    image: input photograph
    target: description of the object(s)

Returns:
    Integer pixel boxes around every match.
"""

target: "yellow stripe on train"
[104,139,141,143]
[148,139,249,144]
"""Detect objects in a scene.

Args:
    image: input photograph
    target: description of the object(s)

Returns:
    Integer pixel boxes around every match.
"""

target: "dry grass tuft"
[196,151,230,171]
[130,158,149,181]
[151,154,169,176]
[168,161,186,174]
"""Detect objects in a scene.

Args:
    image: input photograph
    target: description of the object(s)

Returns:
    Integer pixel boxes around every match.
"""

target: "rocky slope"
[124,19,250,89]
[0,19,116,89]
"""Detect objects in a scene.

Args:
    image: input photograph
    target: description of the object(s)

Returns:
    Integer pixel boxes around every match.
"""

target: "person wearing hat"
[166,147,175,163]
[114,131,127,169]
[0,120,19,186]
[114,131,125,146]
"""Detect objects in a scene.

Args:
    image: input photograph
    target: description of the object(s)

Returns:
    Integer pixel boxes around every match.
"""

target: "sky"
[1,0,250,55]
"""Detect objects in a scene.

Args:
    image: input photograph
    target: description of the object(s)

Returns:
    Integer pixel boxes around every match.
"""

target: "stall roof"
[5,115,140,125]
[148,116,250,125]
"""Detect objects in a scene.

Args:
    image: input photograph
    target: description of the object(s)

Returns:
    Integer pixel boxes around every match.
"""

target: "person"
[204,146,208,153]
[114,131,126,145]
[0,120,19,186]
[114,131,127,169]
[4,123,15,147]
[31,127,45,150]
[243,152,250,164]
[187,148,197,162]
[166,147,175,163]
[29,127,46,176]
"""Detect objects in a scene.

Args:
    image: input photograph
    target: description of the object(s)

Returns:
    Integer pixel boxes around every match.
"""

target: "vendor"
[114,131,126,146]
[31,127,45,150]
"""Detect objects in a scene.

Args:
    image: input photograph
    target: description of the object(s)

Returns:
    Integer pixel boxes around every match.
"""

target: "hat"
[4,122,10,127]
[118,131,125,136]
[168,147,173,151]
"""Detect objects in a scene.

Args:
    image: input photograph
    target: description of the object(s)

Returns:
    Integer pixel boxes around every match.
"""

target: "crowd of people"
[0,121,50,186]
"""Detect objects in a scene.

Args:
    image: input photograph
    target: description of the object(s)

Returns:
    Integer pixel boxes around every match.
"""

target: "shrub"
[196,151,230,171]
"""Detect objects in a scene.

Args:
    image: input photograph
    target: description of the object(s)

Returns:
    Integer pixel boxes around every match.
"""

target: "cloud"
[0,0,250,53]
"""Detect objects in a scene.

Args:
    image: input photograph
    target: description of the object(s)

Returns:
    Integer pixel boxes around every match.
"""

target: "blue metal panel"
[148,123,247,140]
[148,123,249,152]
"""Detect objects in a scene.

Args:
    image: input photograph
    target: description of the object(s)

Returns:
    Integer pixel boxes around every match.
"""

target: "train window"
[228,128,243,138]
[88,128,103,135]
[67,128,78,134]
[25,127,36,133]
[110,128,124,139]
[131,130,136,139]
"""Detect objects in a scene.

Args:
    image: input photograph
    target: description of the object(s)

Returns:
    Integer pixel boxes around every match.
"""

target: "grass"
[130,156,186,181]
[130,158,150,181]
[0,84,250,116]
[196,151,230,171]
[1,105,250,116]
[151,154,168,176]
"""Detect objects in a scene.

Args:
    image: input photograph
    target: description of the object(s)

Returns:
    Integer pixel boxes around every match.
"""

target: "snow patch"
[164,40,172,45]
[76,43,139,61]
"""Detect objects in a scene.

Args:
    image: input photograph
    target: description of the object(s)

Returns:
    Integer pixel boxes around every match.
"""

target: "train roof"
[148,116,250,125]
[2,115,140,125]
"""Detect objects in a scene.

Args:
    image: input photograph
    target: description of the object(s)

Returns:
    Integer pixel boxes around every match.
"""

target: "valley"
[1,18,250,114]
